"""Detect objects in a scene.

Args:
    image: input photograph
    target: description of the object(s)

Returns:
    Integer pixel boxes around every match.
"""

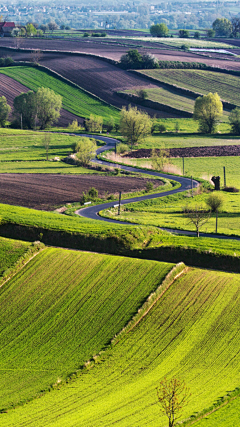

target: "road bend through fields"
[1,267,240,426]
[0,246,173,411]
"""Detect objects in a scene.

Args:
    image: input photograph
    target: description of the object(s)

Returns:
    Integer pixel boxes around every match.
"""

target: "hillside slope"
[0,247,173,410]
[1,266,240,426]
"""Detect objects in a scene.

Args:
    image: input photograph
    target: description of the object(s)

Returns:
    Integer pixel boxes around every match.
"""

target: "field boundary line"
[0,243,45,290]
[112,262,187,345]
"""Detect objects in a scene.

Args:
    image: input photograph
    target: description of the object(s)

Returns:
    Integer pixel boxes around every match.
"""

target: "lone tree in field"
[183,205,211,237]
[206,193,224,233]
[0,96,11,127]
[74,137,97,167]
[36,87,62,129]
[193,92,223,134]
[212,18,232,36]
[14,91,37,129]
[157,377,190,427]
[120,106,152,149]
[150,23,169,37]
[85,114,103,133]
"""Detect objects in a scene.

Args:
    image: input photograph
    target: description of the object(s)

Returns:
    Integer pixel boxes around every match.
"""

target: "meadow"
[138,69,240,107]
[1,266,240,426]
[0,66,119,122]
[0,246,173,410]
[0,236,30,277]
[101,155,240,237]
[118,36,236,49]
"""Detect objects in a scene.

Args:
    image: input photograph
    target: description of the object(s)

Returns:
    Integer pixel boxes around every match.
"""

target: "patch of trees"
[158,61,208,69]
[0,57,14,67]
[13,88,62,130]
[0,96,11,127]
[120,49,159,70]
[212,17,240,37]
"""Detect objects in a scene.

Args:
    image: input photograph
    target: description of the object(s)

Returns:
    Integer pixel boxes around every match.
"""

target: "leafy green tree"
[39,24,48,34]
[19,27,26,37]
[231,17,240,37]
[207,29,215,37]
[194,31,200,39]
[120,106,152,149]
[151,148,169,171]
[193,92,223,134]
[120,49,142,69]
[206,193,224,233]
[26,23,37,37]
[85,114,103,132]
[150,23,169,37]
[36,87,62,129]
[13,91,37,129]
[157,377,190,427]
[229,107,240,134]
[0,96,11,127]
[74,137,97,167]
[183,205,211,237]
[179,29,189,38]
[212,18,232,36]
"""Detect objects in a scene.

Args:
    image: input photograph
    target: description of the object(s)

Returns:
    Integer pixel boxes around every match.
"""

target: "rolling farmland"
[0,247,173,410]
[1,267,240,426]
[0,66,119,122]
[0,236,30,277]
[138,69,240,106]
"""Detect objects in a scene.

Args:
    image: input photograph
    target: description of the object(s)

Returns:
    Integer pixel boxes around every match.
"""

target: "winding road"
[76,135,240,240]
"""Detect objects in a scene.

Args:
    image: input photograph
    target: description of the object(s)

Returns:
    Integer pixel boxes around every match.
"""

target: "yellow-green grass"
[193,396,240,426]
[101,155,240,236]
[0,66,119,122]
[0,236,30,277]
[0,247,173,410]
[138,69,240,107]
[140,133,238,149]
[2,267,240,426]
[0,129,103,173]
[115,36,235,48]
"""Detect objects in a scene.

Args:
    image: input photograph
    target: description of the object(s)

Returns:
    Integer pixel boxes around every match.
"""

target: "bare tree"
[183,205,211,237]
[30,49,42,64]
[157,377,190,427]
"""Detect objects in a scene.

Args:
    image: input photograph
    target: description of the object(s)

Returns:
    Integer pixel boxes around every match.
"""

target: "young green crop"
[0,247,173,410]
[1,267,240,426]
[0,66,119,122]
[0,236,30,276]
[139,69,240,107]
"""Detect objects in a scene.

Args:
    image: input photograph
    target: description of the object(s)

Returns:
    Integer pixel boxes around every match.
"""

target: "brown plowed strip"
[0,173,159,210]
[125,145,240,159]
[0,73,83,127]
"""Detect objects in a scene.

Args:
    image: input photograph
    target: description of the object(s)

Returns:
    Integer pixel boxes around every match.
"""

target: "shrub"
[223,186,239,193]
[116,143,129,154]
[83,32,90,37]
[88,187,98,199]
[145,181,153,192]
[137,89,148,100]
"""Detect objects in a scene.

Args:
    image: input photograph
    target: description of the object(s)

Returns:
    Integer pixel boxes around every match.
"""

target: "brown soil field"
[125,145,240,158]
[0,73,81,127]
[0,173,159,210]
[0,49,176,118]
[1,37,240,67]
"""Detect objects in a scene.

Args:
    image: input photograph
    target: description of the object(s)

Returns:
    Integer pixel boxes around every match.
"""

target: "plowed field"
[0,173,158,210]
[125,145,240,158]
[0,73,81,127]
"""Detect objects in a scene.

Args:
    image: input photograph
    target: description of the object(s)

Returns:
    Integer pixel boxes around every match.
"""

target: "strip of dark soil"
[0,173,160,210]
[124,145,240,159]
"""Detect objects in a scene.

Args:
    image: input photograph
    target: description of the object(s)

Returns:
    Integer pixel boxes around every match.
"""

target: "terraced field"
[0,246,173,410]
[0,66,119,123]
[1,267,240,426]
[0,236,30,277]
[138,69,240,106]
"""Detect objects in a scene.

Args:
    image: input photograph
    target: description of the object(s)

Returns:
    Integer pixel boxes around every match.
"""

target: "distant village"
[0,1,239,30]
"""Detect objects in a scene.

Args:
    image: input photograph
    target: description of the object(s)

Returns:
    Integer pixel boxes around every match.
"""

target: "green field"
[0,236,30,277]
[138,69,240,107]
[1,267,240,426]
[141,132,238,149]
[0,246,173,409]
[101,155,240,237]
[0,66,119,122]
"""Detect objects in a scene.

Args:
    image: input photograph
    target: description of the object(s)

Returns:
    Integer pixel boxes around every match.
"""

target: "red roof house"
[0,22,15,36]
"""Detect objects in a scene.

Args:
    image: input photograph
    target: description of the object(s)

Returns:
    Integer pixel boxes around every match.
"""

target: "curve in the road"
[75,135,240,241]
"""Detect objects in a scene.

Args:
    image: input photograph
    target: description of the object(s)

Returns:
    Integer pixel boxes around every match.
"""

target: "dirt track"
[0,173,158,210]
[125,145,240,158]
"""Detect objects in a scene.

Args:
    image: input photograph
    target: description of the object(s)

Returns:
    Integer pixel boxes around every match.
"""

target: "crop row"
[0,66,119,122]
[1,266,240,426]
[139,69,240,107]
[0,247,172,410]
